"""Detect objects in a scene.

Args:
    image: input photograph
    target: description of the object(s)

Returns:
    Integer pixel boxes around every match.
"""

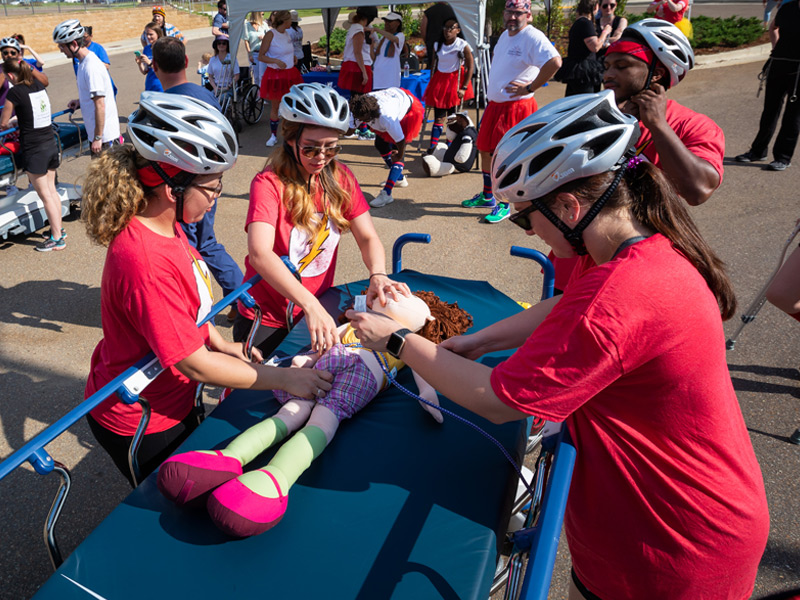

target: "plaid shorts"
[273,344,378,421]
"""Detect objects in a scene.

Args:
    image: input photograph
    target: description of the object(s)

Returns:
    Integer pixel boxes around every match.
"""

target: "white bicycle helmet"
[625,18,694,88]
[279,83,350,134]
[128,91,238,175]
[0,37,21,52]
[53,19,85,45]
[492,90,639,204]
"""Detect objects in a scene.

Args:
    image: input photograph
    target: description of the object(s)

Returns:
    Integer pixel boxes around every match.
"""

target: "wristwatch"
[93,135,103,142]
[386,328,412,359]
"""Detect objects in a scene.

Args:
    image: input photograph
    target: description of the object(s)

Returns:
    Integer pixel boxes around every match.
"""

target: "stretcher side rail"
[0,275,264,569]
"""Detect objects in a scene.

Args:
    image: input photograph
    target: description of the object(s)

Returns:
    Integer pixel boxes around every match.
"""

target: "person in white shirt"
[350,87,424,208]
[370,12,405,91]
[54,19,120,156]
[422,17,474,152]
[288,10,305,71]
[461,0,561,224]
[259,10,303,147]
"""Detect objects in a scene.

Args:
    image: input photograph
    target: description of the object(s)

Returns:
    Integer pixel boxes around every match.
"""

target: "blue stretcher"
[0,108,86,240]
[0,235,574,600]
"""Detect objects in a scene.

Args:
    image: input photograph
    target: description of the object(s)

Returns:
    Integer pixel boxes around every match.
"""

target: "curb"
[695,42,770,69]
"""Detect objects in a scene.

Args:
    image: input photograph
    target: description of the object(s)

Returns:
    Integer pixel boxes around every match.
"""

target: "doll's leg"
[157,400,315,508]
[207,405,340,537]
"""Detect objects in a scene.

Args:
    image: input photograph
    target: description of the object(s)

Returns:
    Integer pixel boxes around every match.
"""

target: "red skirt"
[376,92,424,144]
[476,97,538,153]
[259,66,304,101]
[423,67,474,109]
[337,60,373,94]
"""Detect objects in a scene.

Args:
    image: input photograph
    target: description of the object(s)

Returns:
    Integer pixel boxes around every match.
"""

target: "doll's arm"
[412,369,443,424]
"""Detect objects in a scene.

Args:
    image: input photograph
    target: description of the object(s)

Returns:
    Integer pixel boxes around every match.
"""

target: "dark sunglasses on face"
[602,3,616,7]
[1,50,18,56]
[193,179,223,198]
[508,202,540,231]
[299,145,342,158]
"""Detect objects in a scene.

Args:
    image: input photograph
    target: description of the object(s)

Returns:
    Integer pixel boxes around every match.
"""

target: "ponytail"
[82,144,154,246]
[624,163,737,320]
[2,58,34,86]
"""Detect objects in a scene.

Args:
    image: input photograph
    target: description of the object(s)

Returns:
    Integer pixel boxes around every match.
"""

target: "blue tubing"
[0,274,262,483]
[392,233,431,273]
[510,246,555,301]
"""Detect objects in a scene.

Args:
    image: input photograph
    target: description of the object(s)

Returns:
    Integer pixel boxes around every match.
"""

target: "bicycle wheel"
[242,84,265,125]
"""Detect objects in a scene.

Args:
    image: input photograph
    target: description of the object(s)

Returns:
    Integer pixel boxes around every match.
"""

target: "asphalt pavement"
[0,6,798,599]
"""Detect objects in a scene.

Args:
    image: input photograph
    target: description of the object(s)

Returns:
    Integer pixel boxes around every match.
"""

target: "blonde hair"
[269,120,352,238]
[82,145,154,246]
[201,51,212,64]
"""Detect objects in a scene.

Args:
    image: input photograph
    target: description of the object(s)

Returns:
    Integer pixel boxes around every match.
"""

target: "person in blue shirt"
[152,36,244,321]
[136,22,164,92]
[72,26,117,96]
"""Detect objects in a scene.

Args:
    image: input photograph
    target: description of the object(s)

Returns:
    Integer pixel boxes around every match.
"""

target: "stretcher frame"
[0,233,573,600]
[0,108,85,241]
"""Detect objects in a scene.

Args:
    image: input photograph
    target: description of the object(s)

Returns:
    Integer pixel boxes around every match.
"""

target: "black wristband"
[369,272,387,280]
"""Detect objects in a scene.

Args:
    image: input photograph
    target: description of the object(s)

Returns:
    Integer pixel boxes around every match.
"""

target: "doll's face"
[372,295,432,332]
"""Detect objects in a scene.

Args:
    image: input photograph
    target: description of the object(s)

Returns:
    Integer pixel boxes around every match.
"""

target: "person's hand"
[365,274,411,308]
[629,82,668,130]
[304,303,339,355]
[361,70,369,85]
[274,59,287,69]
[90,139,102,154]
[345,309,402,352]
[67,99,80,111]
[504,79,529,97]
[457,88,466,100]
[439,333,484,361]
[282,364,333,400]
[602,24,612,35]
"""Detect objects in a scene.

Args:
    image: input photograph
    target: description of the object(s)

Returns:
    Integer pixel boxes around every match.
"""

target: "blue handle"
[391,233,431,274]
[0,274,263,483]
[510,246,555,300]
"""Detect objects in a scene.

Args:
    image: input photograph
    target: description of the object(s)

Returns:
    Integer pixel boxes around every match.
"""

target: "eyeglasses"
[602,3,616,7]
[443,24,460,31]
[299,145,342,159]
[193,179,223,198]
[508,202,539,231]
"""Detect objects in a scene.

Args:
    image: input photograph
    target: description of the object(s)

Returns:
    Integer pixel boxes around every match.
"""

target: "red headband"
[606,40,654,65]
[137,162,184,188]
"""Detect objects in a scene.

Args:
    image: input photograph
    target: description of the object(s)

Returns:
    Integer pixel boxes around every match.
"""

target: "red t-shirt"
[550,99,726,291]
[241,164,370,328]
[491,235,769,599]
[654,0,688,24]
[86,218,213,436]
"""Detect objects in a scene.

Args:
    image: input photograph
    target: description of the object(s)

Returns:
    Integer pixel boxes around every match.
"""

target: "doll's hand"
[283,366,333,400]
[439,333,485,361]
[345,309,401,351]
[366,274,411,308]
[291,353,319,369]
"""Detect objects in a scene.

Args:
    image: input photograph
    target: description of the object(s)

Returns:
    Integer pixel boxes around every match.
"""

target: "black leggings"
[433,106,455,121]
[87,410,200,488]
[231,312,288,359]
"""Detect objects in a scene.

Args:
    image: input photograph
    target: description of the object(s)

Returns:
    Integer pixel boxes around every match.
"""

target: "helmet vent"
[499,165,522,190]
[527,147,562,176]
[315,94,332,118]
[581,131,620,159]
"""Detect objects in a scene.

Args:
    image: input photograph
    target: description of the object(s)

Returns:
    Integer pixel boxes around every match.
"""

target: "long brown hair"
[268,120,352,238]
[547,163,737,320]
[82,144,157,246]
[2,58,34,86]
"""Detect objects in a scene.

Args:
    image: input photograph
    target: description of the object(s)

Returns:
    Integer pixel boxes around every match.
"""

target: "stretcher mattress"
[34,270,528,600]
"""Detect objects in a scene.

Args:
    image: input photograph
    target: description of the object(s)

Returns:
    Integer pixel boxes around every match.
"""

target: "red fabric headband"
[606,40,654,65]
[137,162,184,188]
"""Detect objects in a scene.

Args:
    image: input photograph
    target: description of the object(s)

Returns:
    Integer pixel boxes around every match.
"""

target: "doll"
[422,112,478,177]
[158,291,472,537]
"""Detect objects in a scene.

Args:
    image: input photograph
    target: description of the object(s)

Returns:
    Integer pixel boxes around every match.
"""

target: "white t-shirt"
[342,23,373,66]
[288,25,304,59]
[487,25,560,103]
[263,29,295,69]
[434,37,469,73]
[364,87,411,143]
[76,51,120,143]
[372,32,405,90]
[207,55,240,88]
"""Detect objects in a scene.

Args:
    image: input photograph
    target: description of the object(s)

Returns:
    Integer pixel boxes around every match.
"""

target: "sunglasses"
[193,179,223,198]
[1,50,18,56]
[508,202,539,231]
[602,3,616,7]
[443,24,460,31]
[299,145,342,158]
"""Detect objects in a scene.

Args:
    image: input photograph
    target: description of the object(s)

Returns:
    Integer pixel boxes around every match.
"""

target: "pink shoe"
[206,469,287,537]
[157,450,242,509]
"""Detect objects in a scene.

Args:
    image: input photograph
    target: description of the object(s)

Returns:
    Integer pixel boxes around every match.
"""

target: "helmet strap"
[643,58,658,90]
[149,161,196,224]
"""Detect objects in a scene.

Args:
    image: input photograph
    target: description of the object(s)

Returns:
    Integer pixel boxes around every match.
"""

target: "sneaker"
[343,132,359,139]
[483,203,510,224]
[385,176,408,188]
[44,228,66,240]
[35,236,66,252]
[369,190,394,208]
[461,192,497,209]
[265,134,278,147]
[734,151,767,163]
[357,129,376,141]
[764,160,790,171]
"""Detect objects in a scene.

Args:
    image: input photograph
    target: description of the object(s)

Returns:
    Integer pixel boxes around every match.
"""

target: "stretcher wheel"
[242,84,264,124]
